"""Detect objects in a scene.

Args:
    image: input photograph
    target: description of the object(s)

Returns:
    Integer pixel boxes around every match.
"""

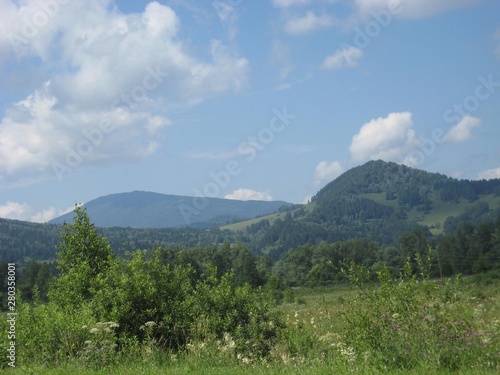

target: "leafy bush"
[2,207,285,369]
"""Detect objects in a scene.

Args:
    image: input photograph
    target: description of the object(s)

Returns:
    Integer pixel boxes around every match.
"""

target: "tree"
[49,205,115,306]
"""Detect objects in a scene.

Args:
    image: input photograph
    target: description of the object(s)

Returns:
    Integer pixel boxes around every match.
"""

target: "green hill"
[225,161,500,258]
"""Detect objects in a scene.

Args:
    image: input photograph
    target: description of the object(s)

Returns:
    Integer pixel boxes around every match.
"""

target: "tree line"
[4,209,500,309]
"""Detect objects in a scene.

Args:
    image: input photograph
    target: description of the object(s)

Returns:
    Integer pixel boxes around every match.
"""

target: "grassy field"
[220,202,316,232]
[360,192,500,235]
[5,275,500,374]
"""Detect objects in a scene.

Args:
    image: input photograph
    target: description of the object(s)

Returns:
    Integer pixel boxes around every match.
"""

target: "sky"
[0,0,499,223]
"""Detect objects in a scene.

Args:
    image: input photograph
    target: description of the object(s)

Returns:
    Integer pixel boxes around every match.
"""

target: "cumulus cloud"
[478,167,500,180]
[0,201,31,221]
[322,46,363,70]
[443,116,481,143]
[284,11,335,35]
[349,112,416,163]
[312,160,343,186]
[0,201,73,222]
[224,188,273,201]
[354,0,480,19]
[0,1,249,186]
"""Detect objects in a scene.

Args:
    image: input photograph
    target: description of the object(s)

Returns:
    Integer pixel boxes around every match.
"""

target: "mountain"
[225,161,500,258]
[49,191,291,228]
[4,161,500,263]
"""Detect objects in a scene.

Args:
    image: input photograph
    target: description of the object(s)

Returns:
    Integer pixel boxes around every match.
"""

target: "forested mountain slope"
[232,161,500,258]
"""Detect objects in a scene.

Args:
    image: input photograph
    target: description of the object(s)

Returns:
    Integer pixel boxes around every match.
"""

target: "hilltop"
[225,161,500,258]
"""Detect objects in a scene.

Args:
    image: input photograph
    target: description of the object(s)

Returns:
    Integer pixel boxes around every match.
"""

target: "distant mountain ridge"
[49,191,291,228]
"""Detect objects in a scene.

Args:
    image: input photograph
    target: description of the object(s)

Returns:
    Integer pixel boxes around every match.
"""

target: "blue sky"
[0,0,499,222]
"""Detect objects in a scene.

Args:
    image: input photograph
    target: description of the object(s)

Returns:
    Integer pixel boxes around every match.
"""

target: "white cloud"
[0,1,249,186]
[349,112,416,164]
[272,0,311,8]
[224,188,273,201]
[478,167,500,180]
[443,116,481,143]
[354,0,480,19]
[284,11,335,35]
[322,46,363,70]
[0,201,31,221]
[0,201,73,222]
[30,206,74,223]
[312,160,343,186]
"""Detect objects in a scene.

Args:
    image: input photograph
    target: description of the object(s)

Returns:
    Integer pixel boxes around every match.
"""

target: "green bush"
[1,207,285,370]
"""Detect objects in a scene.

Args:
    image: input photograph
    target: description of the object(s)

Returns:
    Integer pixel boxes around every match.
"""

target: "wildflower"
[89,328,99,334]
[380,313,386,318]
[144,321,156,327]
[82,325,88,330]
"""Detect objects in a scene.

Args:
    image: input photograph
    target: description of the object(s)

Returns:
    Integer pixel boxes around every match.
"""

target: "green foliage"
[3,168,500,373]
[0,300,96,368]
[339,252,500,371]
[9,210,285,369]
[78,321,120,368]
[49,205,115,307]
[18,260,53,303]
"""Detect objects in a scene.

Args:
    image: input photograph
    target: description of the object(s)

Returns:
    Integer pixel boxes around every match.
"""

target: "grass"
[6,276,499,374]
[360,192,500,235]
[220,203,315,232]
[219,211,284,232]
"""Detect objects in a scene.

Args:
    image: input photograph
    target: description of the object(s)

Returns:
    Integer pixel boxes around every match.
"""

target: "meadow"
[4,270,500,374]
